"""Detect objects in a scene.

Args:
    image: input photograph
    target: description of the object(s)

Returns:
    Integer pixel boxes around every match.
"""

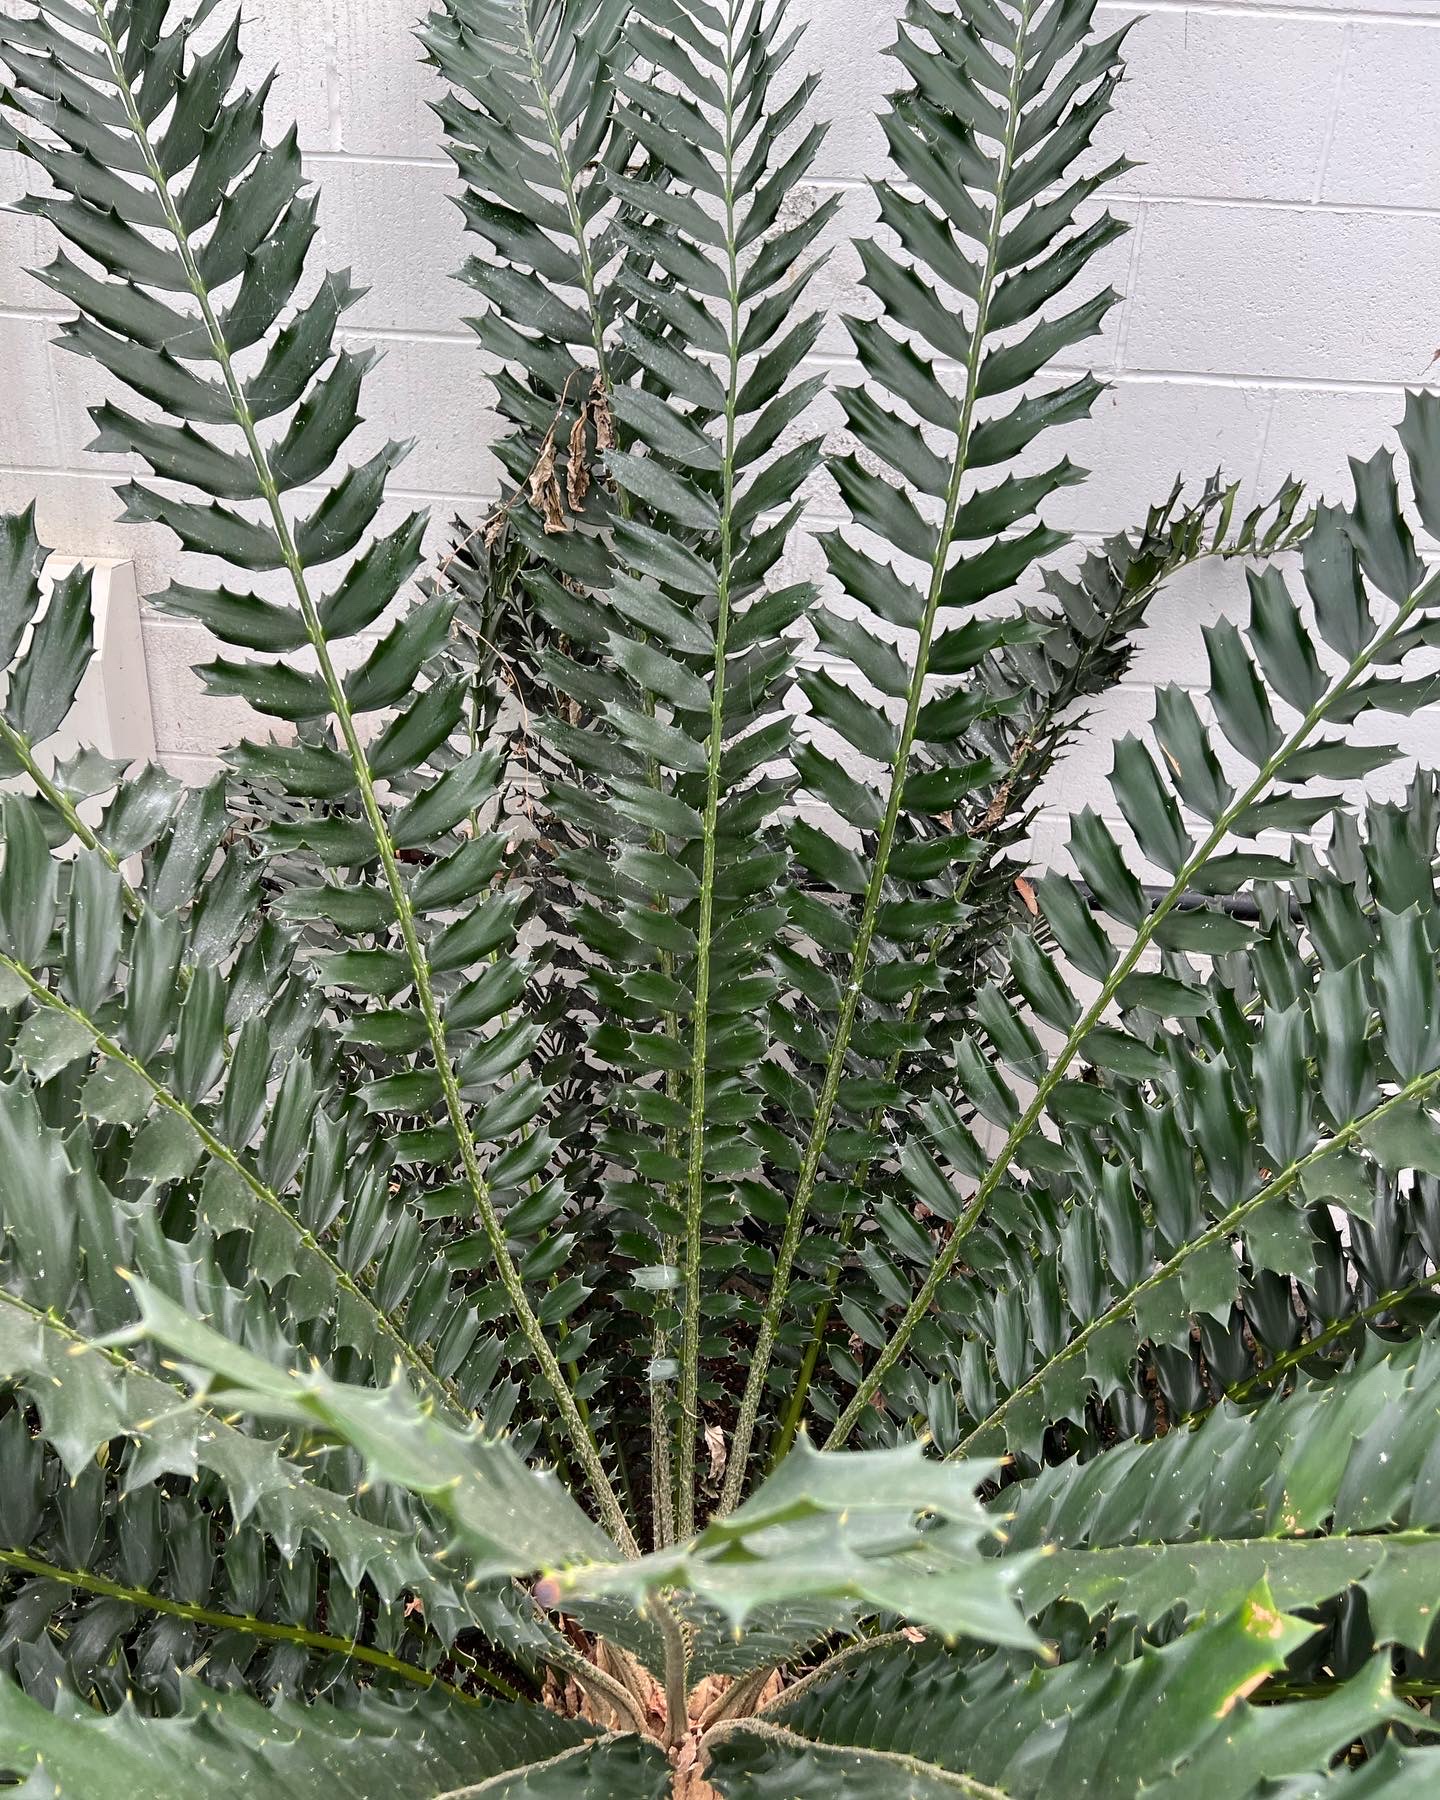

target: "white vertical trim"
[39,556,157,765]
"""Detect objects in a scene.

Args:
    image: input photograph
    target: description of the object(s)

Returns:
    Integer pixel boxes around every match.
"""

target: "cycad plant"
[2,0,1440,1791]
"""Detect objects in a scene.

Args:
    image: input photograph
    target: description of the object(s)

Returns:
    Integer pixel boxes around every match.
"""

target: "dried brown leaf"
[529,427,568,535]
[674,1733,723,1800]
[598,1640,664,1733]
[688,1674,728,1727]
[567,410,591,511]
[591,373,616,454]
[704,1422,727,1483]
[979,782,1013,833]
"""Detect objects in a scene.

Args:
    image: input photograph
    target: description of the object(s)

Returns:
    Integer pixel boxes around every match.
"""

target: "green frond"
[721,0,1136,1503]
[1009,1331,1440,1651]
[825,394,1440,1452]
[131,1279,1036,1647]
[768,473,1314,1458]
[0,1681,669,1798]
[0,0,632,1547]
[3,0,1440,1788]
[424,0,638,495]
[715,1596,1412,1798]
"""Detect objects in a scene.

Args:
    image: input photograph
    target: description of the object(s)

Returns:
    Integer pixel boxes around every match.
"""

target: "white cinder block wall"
[2,0,1438,841]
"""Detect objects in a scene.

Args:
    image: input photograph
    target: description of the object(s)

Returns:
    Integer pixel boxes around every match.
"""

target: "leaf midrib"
[513,0,688,1551]
[830,546,1440,1448]
[0,1543,491,1706]
[723,0,1044,1508]
[0,942,444,1400]
[955,1060,1440,1457]
[677,0,748,1544]
[81,0,633,1553]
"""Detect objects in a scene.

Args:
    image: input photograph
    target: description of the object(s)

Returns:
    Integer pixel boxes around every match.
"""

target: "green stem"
[698,1719,1008,1798]
[1191,1273,1440,1419]
[676,0,745,1542]
[953,1066,1440,1458]
[752,1631,913,1721]
[828,543,1440,1450]
[520,9,605,370]
[516,2,685,1546]
[0,1276,532,1702]
[0,1283,155,1376]
[650,1315,677,1551]
[767,1314,828,1471]
[768,524,1308,1467]
[538,1633,649,1737]
[0,1545,511,1703]
[83,0,632,1556]
[783,1012,1411,1463]
[767,844,999,1470]
[699,1660,776,1729]
[654,1593,690,1748]
[437,1739,629,1799]
[1259,1674,1440,1706]
[0,716,141,916]
[0,946,447,1404]
[721,0,1041,1512]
